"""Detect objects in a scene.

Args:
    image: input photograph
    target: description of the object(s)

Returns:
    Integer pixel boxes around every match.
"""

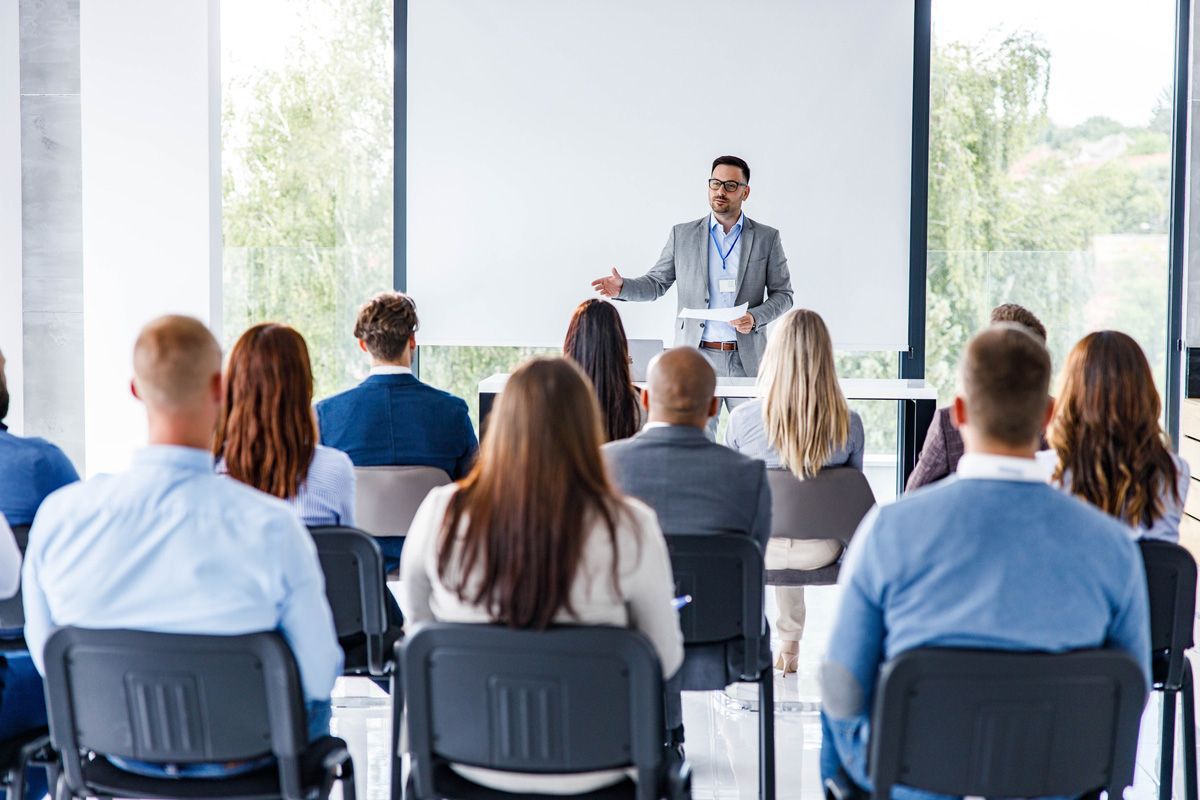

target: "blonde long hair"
[757,309,850,479]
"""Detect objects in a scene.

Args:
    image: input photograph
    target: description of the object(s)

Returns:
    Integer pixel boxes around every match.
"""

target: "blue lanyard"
[709,224,742,271]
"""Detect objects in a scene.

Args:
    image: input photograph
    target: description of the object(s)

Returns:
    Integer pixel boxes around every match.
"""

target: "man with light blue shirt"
[820,324,1151,799]
[23,316,342,753]
[591,156,793,420]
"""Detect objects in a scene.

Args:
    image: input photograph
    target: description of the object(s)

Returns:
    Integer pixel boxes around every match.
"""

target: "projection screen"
[408,0,914,351]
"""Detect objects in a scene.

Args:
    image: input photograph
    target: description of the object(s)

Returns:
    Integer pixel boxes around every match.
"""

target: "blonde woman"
[725,309,864,674]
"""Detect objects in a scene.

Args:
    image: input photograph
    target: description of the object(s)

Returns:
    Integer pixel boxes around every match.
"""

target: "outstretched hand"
[591,268,624,298]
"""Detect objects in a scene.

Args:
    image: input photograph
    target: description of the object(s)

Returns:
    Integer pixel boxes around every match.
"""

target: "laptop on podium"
[627,339,665,382]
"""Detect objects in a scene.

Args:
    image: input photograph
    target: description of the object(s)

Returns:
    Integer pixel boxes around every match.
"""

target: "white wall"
[0,1,22,435]
[80,0,222,475]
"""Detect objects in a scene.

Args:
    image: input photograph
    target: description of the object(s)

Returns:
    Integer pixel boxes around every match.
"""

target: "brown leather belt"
[699,341,738,351]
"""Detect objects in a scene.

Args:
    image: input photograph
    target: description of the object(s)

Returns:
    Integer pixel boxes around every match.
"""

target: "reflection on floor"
[334,585,1189,799]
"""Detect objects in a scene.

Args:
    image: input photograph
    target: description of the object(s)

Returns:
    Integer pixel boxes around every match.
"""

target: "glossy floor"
[335,585,1190,799]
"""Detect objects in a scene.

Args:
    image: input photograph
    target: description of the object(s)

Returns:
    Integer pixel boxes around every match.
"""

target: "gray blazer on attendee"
[602,424,772,694]
[617,216,793,375]
[602,424,772,550]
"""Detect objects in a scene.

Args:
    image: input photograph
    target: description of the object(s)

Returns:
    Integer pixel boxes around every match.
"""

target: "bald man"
[602,347,771,749]
[22,316,342,762]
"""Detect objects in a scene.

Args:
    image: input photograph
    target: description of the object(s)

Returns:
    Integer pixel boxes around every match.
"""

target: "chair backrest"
[0,524,29,632]
[401,623,665,800]
[353,466,451,538]
[869,648,1146,800]
[309,526,389,674]
[44,628,310,798]
[1139,539,1197,690]
[663,533,764,681]
[765,467,875,544]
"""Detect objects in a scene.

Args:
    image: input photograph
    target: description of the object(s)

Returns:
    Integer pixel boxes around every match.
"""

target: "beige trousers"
[765,538,843,642]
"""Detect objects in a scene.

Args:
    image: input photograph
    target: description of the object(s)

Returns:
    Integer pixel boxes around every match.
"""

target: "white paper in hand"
[678,303,748,323]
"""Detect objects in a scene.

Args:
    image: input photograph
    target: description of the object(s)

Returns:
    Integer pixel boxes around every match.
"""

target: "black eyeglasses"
[708,178,747,192]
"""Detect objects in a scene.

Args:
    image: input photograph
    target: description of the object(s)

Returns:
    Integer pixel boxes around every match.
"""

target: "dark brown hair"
[563,299,641,442]
[355,292,418,362]
[960,323,1052,446]
[990,303,1047,342]
[436,357,631,630]
[1049,331,1179,528]
[712,155,750,183]
[214,323,316,500]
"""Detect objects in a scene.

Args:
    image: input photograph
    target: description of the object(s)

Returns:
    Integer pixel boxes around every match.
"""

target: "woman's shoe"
[775,641,799,675]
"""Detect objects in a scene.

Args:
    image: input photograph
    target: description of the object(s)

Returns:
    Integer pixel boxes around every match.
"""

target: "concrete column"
[18,0,84,469]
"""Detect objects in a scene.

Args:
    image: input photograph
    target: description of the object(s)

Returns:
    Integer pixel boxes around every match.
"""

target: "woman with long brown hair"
[399,357,682,794]
[215,323,355,526]
[563,299,644,441]
[1043,330,1188,541]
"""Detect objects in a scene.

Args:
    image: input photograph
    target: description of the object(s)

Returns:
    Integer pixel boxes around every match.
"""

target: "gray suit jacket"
[602,424,772,685]
[617,216,793,375]
[602,424,771,550]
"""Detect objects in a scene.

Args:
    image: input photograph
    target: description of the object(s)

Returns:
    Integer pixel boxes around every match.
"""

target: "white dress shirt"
[702,212,745,342]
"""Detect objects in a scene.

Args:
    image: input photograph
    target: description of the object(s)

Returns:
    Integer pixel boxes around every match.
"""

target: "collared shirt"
[702,212,745,342]
[0,425,79,526]
[957,452,1052,483]
[369,365,413,376]
[217,444,356,528]
[22,445,343,702]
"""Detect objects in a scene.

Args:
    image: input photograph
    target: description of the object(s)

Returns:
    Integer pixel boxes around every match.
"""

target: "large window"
[927,1,1176,404]
[221,0,394,399]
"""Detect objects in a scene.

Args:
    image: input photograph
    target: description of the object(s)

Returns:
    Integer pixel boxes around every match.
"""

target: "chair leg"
[1184,661,1198,800]
[391,669,404,800]
[1163,687,1179,800]
[759,666,776,800]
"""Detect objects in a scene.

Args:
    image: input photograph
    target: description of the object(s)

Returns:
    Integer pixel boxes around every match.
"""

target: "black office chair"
[1140,540,1198,800]
[396,623,691,800]
[309,525,398,677]
[0,525,30,637]
[43,628,355,800]
[847,648,1146,800]
[664,532,773,800]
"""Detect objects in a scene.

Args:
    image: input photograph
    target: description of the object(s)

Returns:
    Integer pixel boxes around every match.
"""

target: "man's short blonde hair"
[133,315,221,409]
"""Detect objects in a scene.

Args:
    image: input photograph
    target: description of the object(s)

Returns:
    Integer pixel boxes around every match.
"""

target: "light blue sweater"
[821,470,1150,798]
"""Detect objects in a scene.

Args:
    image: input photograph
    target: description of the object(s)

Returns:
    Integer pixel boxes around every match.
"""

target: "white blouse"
[399,483,683,795]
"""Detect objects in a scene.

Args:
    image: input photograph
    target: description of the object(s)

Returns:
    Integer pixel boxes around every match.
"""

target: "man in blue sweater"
[0,348,79,526]
[820,323,1151,798]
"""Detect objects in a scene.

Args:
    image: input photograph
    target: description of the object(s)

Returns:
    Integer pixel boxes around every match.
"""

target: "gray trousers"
[700,346,751,439]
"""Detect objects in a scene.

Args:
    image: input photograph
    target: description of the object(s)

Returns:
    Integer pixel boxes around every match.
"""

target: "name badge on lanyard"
[710,224,742,272]
[718,279,737,293]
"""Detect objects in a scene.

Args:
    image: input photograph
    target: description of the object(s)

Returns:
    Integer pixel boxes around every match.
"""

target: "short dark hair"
[990,303,1047,342]
[711,155,750,183]
[354,292,419,362]
[961,323,1051,446]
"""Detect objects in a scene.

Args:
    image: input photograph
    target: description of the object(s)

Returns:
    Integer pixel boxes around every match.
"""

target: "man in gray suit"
[591,155,793,401]
[602,347,771,753]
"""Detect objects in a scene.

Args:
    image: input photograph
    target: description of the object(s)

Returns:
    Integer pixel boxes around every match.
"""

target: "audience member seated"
[906,303,1046,491]
[819,324,1150,799]
[563,299,645,442]
[0,513,46,800]
[1040,330,1189,542]
[400,357,683,795]
[725,308,863,674]
[0,347,79,526]
[215,323,356,527]
[23,316,342,769]
[603,346,770,752]
[316,292,477,478]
